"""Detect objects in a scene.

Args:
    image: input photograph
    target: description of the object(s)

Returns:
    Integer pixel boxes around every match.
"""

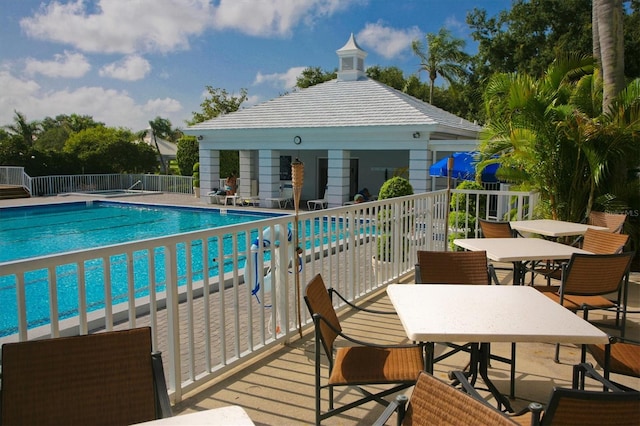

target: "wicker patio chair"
[479,218,521,238]
[580,334,640,389]
[414,250,516,397]
[0,327,172,425]
[372,370,517,426]
[304,273,426,425]
[531,228,629,286]
[587,211,627,233]
[454,364,640,426]
[535,252,634,362]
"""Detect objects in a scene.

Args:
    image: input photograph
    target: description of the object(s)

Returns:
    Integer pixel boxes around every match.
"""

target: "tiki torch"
[291,158,304,337]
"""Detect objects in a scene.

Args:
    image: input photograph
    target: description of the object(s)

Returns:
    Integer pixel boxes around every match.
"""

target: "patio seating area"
[168,267,640,425]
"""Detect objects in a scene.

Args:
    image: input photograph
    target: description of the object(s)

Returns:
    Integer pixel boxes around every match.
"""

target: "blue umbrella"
[429,152,500,183]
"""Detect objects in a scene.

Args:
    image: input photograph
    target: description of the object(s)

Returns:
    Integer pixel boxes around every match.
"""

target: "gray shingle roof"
[188,78,481,133]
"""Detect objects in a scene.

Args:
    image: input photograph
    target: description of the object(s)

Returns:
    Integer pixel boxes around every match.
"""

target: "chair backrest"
[540,386,640,425]
[401,371,516,425]
[562,252,634,296]
[588,211,627,233]
[281,183,293,198]
[304,274,342,358]
[479,219,515,238]
[1,327,171,425]
[415,250,490,285]
[582,228,629,254]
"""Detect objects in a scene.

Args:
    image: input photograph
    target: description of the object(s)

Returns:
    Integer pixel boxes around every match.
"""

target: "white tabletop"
[387,284,608,344]
[453,237,591,262]
[510,219,608,237]
[134,406,255,425]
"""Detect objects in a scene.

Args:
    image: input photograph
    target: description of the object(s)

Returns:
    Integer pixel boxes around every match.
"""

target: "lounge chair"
[265,183,293,209]
[307,186,328,210]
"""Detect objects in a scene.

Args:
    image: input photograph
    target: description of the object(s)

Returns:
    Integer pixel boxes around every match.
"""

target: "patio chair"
[414,250,516,398]
[265,183,293,209]
[478,219,525,283]
[372,370,517,426]
[580,334,640,389]
[535,251,634,362]
[587,210,627,233]
[530,228,629,286]
[0,327,172,425]
[307,186,328,210]
[303,273,426,425]
[455,364,640,426]
[478,218,521,238]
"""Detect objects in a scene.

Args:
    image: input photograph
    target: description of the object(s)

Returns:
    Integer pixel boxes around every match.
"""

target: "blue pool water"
[0,201,287,336]
[0,201,280,262]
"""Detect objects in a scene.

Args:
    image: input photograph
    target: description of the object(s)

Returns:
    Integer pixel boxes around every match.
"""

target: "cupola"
[336,33,367,81]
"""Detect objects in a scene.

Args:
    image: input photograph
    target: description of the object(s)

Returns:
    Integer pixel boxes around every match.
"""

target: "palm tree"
[478,54,640,223]
[148,116,173,174]
[411,28,469,104]
[4,111,40,150]
[593,0,625,112]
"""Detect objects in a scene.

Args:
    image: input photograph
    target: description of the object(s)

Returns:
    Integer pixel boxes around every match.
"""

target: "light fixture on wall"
[197,135,204,140]
[294,135,302,145]
[413,132,420,139]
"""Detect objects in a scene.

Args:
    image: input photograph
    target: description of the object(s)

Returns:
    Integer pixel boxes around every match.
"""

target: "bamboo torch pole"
[444,156,455,251]
[291,158,304,338]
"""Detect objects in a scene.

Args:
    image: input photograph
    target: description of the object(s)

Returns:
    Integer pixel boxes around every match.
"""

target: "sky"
[0,0,513,132]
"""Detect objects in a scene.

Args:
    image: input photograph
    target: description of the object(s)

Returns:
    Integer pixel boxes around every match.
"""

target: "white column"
[327,150,350,207]
[258,150,281,199]
[199,148,220,198]
[238,150,257,197]
[409,148,430,194]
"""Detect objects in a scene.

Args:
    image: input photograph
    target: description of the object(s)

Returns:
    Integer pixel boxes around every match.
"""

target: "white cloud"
[24,51,91,78]
[20,0,211,54]
[357,21,422,59]
[99,55,151,81]
[254,67,305,90]
[0,70,183,131]
[212,0,360,37]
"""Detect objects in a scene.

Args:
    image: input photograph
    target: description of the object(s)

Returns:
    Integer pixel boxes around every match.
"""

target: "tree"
[4,111,40,150]
[187,86,248,125]
[594,0,625,111]
[295,67,336,89]
[37,114,104,151]
[148,116,173,173]
[64,126,158,173]
[478,54,640,224]
[176,135,199,176]
[411,28,470,104]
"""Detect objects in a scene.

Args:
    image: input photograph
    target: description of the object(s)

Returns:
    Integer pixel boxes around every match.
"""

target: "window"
[279,155,292,180]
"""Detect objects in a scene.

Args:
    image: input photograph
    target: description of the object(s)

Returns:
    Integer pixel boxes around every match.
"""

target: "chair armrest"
[329,288,397,315]
[572,363,631,392]
[371,394,408,426]
[314,313,425,350]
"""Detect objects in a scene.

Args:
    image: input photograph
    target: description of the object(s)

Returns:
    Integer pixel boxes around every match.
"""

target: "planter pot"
[193,187,200,198]
[371,255,393,283]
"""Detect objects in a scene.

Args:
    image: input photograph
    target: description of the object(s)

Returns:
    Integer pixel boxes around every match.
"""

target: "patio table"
[134,405,255,425]
[510,219,608,238]
[453,237,591,285]
[387,284,608,412]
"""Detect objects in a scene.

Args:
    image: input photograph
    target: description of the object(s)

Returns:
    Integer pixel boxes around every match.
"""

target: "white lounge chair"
[307,187,327,210]
[265,184,293,209]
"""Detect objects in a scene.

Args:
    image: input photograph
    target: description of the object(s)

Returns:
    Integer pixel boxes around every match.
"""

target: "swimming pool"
[0,201,287,336]
[0,202,361,337]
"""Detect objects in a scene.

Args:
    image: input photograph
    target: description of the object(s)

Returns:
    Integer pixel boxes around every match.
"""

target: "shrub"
[192,162,200,188]
[376,177,414,261]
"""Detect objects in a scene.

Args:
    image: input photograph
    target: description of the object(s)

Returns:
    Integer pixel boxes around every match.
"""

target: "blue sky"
[0,0,512,131]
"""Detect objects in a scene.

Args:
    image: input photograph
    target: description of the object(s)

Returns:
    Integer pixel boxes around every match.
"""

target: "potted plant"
[448,180,486,250]
[192,162,200,198]
[373,177,414,273]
